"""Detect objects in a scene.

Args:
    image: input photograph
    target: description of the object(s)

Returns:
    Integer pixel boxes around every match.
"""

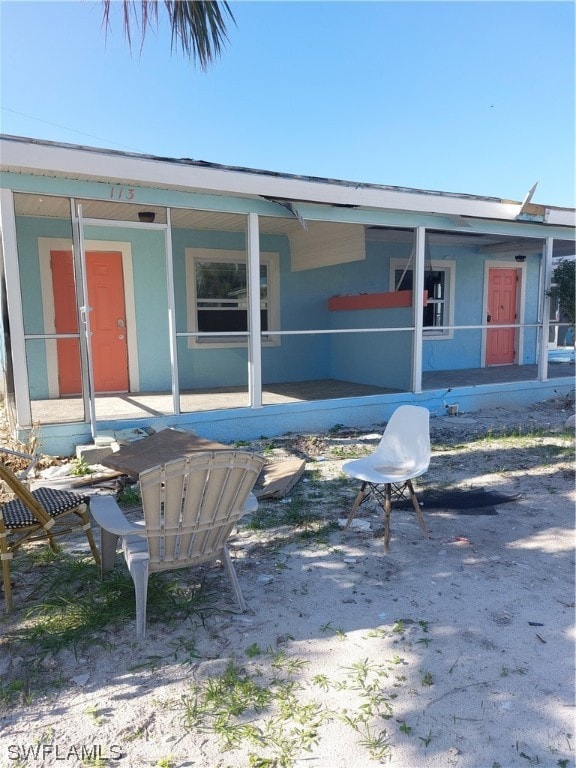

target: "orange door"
[51,250,82,395]
[51,250,129,394]
[486,268,518,366]
[86,251,129,392]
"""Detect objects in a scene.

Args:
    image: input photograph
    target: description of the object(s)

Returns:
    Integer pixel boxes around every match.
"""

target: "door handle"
[487,314,492,323]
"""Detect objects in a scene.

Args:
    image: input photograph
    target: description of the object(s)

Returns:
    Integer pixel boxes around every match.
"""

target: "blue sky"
[0,1,574,206]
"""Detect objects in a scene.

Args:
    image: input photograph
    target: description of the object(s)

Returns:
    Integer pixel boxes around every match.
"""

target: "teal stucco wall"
[15,214,540,401]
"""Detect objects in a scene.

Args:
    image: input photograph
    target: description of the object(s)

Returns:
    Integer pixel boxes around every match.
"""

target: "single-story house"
[0,134,574,456]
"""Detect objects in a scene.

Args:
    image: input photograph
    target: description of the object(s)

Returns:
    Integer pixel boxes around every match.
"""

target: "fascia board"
[545,208,576,227]
[0,137,565,224]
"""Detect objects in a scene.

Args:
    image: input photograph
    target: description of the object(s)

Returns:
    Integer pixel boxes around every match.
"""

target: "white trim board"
[37,237,139,396]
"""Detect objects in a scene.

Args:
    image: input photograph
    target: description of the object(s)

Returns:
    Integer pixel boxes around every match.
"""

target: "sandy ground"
[0,396,575,768]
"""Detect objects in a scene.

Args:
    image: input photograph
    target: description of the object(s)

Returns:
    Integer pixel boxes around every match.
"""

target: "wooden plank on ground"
[255,458,306,499]
[101,429,231,478]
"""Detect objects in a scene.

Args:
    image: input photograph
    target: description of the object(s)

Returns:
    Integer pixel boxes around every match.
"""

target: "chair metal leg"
[345,482,369,529]
[406,480,429,538]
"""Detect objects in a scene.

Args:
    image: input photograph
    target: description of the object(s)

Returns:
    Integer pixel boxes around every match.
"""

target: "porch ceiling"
[12,193,303,234]
[11,193,575,255]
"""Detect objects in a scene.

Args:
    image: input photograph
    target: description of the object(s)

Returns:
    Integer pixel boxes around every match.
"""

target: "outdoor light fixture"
[138,211,156,223]
[515,254,526,262]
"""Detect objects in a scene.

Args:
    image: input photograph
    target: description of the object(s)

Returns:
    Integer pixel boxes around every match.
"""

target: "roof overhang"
[1,134,575,228]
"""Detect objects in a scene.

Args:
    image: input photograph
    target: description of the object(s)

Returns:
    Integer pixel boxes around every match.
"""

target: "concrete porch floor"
[29,362,575,425]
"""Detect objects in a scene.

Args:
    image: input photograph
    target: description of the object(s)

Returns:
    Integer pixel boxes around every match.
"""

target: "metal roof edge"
[0,133,505,202]
[1,134,574,224]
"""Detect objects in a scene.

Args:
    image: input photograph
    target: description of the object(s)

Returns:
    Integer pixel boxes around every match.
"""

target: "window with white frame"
[390,258,455,338]
[185,249,280,346]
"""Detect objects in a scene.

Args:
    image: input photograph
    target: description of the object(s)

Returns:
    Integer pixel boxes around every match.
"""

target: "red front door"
[87,251,129,392]
[51,250,129,394]
[486,268,518,366]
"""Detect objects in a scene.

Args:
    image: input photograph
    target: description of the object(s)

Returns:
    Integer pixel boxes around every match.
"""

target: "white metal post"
[412,226,425,393]
[165,209,180,414]
[538,237,554,380]
[247,213,262,408]
[70,199,91,421]
[0,188,32,427]
[73,203,97,439]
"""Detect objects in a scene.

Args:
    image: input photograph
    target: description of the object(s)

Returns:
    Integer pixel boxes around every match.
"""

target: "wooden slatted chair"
[90,450,266,639]
[0,460,101,610]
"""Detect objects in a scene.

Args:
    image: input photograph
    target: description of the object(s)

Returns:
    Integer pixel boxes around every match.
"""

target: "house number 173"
[109,186,135,200]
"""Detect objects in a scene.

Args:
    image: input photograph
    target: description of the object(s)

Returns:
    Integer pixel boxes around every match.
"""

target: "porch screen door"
[51,250,82,395]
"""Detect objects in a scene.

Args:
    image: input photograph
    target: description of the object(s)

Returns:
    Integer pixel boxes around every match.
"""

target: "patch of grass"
[421,671,434,686]
[268,649,309,675]
[311,674,331,692]
[319,622,346,640]
[81,756,107,768]
[5,551,219,658]
[0,678,33,706]
[22,545,61,567]
[115,483,141,508]
[171,630,431,767]
[69,457,93,476]
[179,659,325,767]
[169,636,201,664]
[245,642,263,658]
[245,507,278,530]
[245,493,337,550]
[357,723,392,761]
[245,496,321,531]
[85,705,105,725]
[155,758,176,768]
[332,444,374,461]
[392,620,405,634]
[419,729,433,746]
[329,446,362,459]
[280,498,318,527]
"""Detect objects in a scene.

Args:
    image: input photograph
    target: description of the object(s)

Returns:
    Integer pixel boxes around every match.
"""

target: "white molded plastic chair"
[90,450,265,639]
[342,405,431,550]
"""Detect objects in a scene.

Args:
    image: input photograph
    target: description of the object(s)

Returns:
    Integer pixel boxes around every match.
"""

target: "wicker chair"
[0,459,101,610]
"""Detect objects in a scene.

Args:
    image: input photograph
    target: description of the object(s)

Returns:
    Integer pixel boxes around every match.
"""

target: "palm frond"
[101,0,235,68]
[165,1,234,68]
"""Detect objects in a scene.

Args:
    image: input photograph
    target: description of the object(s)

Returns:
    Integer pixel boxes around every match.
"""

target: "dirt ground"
[0,394,575,768]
